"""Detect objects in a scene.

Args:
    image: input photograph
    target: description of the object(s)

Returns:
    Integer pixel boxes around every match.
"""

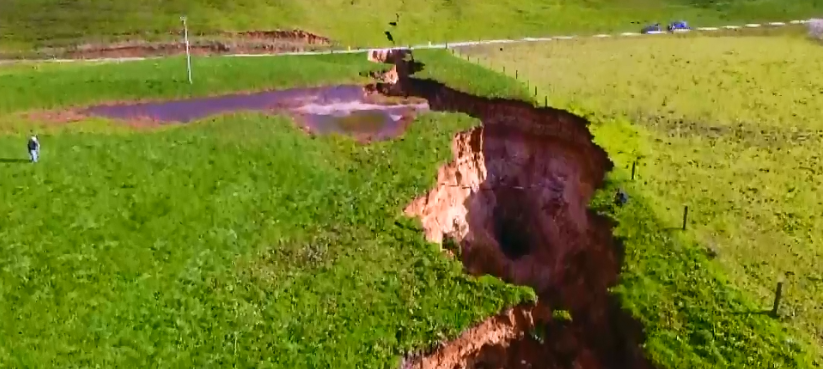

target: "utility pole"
[180,16,193,84]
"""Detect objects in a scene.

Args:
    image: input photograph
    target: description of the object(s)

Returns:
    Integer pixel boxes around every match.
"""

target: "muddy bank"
[371,56,656,368]
[57,85,427,141]
[4,30,333,59]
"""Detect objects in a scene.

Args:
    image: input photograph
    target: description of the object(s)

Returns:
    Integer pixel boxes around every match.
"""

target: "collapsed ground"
[365,50,654,368]
[0,48,819,368]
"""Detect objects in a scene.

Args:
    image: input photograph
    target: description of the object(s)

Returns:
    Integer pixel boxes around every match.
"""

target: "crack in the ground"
[367,53,658,369]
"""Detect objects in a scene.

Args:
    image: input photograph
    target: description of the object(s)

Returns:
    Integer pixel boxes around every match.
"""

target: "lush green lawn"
[0,51,536,367]
[2,42,821,368]
[1,0,822,51]
[463,33,823,366]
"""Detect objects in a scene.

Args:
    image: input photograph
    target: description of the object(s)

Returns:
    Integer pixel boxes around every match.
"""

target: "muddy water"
[83,85,429,140]
[294,100,427,140]
[380,64,657,368]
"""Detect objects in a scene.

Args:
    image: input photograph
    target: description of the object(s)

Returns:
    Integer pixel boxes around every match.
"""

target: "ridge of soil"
[369,55,658,368]
[399,303,552,369]
[2,30,334,60]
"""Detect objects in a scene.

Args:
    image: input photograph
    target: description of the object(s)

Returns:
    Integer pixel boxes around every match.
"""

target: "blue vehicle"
[641,23,663,34]
[667,20,691,32]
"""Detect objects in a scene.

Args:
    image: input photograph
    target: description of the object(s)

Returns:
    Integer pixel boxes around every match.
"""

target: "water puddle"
[82,85,429,140]
[293,100,426,140]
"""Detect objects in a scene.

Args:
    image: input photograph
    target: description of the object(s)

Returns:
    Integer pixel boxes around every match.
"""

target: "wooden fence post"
[771,281,784,317]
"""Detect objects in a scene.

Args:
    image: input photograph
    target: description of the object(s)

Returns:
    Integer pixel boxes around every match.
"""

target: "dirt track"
[2,30,333,59]
[370,56,656,368]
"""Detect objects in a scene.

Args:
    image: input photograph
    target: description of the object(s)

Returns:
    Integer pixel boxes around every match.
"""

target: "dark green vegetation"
[0,51,535,367]
[2,0,823,51]
[466,33,823,367]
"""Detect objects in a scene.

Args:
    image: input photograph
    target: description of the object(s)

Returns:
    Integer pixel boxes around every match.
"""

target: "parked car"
[641,23,663,34]
[667,20,691,32]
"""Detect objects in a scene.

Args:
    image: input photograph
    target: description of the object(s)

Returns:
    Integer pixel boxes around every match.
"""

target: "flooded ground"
[82,85,429,140]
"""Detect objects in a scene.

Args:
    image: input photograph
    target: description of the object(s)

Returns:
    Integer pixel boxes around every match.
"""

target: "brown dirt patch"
[24,109,88,124]
[22,108,171,131]
[7,29,334,60]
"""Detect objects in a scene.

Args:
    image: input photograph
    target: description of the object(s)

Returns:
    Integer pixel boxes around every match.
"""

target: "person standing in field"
[27,134,40,163]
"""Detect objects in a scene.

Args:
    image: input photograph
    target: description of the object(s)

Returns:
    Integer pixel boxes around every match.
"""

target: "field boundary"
[0,19,812,65]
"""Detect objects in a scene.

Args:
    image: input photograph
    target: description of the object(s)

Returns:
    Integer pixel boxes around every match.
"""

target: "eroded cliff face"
[401,304,552,369]
[365,51,655,369]
[402,116,608,296]
[366,48,414,84]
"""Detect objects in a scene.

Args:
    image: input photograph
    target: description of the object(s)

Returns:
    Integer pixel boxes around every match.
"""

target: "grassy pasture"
[0,44,820,369]
[0,50,537,368]
[1,0,823,51]
[464,33,823,363]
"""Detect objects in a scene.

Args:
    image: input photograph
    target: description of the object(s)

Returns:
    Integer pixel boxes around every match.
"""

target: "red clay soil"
[36,29,333,59]
[371,56,658,369]
[230,30,330,44]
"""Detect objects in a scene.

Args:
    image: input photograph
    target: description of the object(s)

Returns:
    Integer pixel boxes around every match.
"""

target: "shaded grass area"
[0,50,536,367]
[466,35,823,366]
[1,0,822,51]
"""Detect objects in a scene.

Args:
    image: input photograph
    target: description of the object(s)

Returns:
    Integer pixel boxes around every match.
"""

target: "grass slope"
[0,51,536,367]
[464,34,823,366]
[2,0,823,51]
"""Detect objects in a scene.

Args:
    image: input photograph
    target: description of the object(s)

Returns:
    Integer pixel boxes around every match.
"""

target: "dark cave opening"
[492,193,534,260]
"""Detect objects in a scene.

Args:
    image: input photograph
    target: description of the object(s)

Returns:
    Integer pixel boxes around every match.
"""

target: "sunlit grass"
[0,50,536,368]
[467,34,823,362]
[2,45,821,368]
[1,0,822,51]
[467,35,823,129]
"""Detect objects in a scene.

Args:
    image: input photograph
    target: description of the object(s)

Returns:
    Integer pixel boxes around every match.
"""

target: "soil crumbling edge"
[366,53,658,369]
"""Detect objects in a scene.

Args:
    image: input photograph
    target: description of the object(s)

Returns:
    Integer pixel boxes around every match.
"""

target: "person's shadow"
[0,158,30,164]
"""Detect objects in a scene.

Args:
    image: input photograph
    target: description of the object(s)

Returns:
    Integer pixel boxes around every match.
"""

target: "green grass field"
[2,44,822,368]
[463,32,823,364]
[1,0,823,51]
[4,0,823,361]
[0,51,542,367]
